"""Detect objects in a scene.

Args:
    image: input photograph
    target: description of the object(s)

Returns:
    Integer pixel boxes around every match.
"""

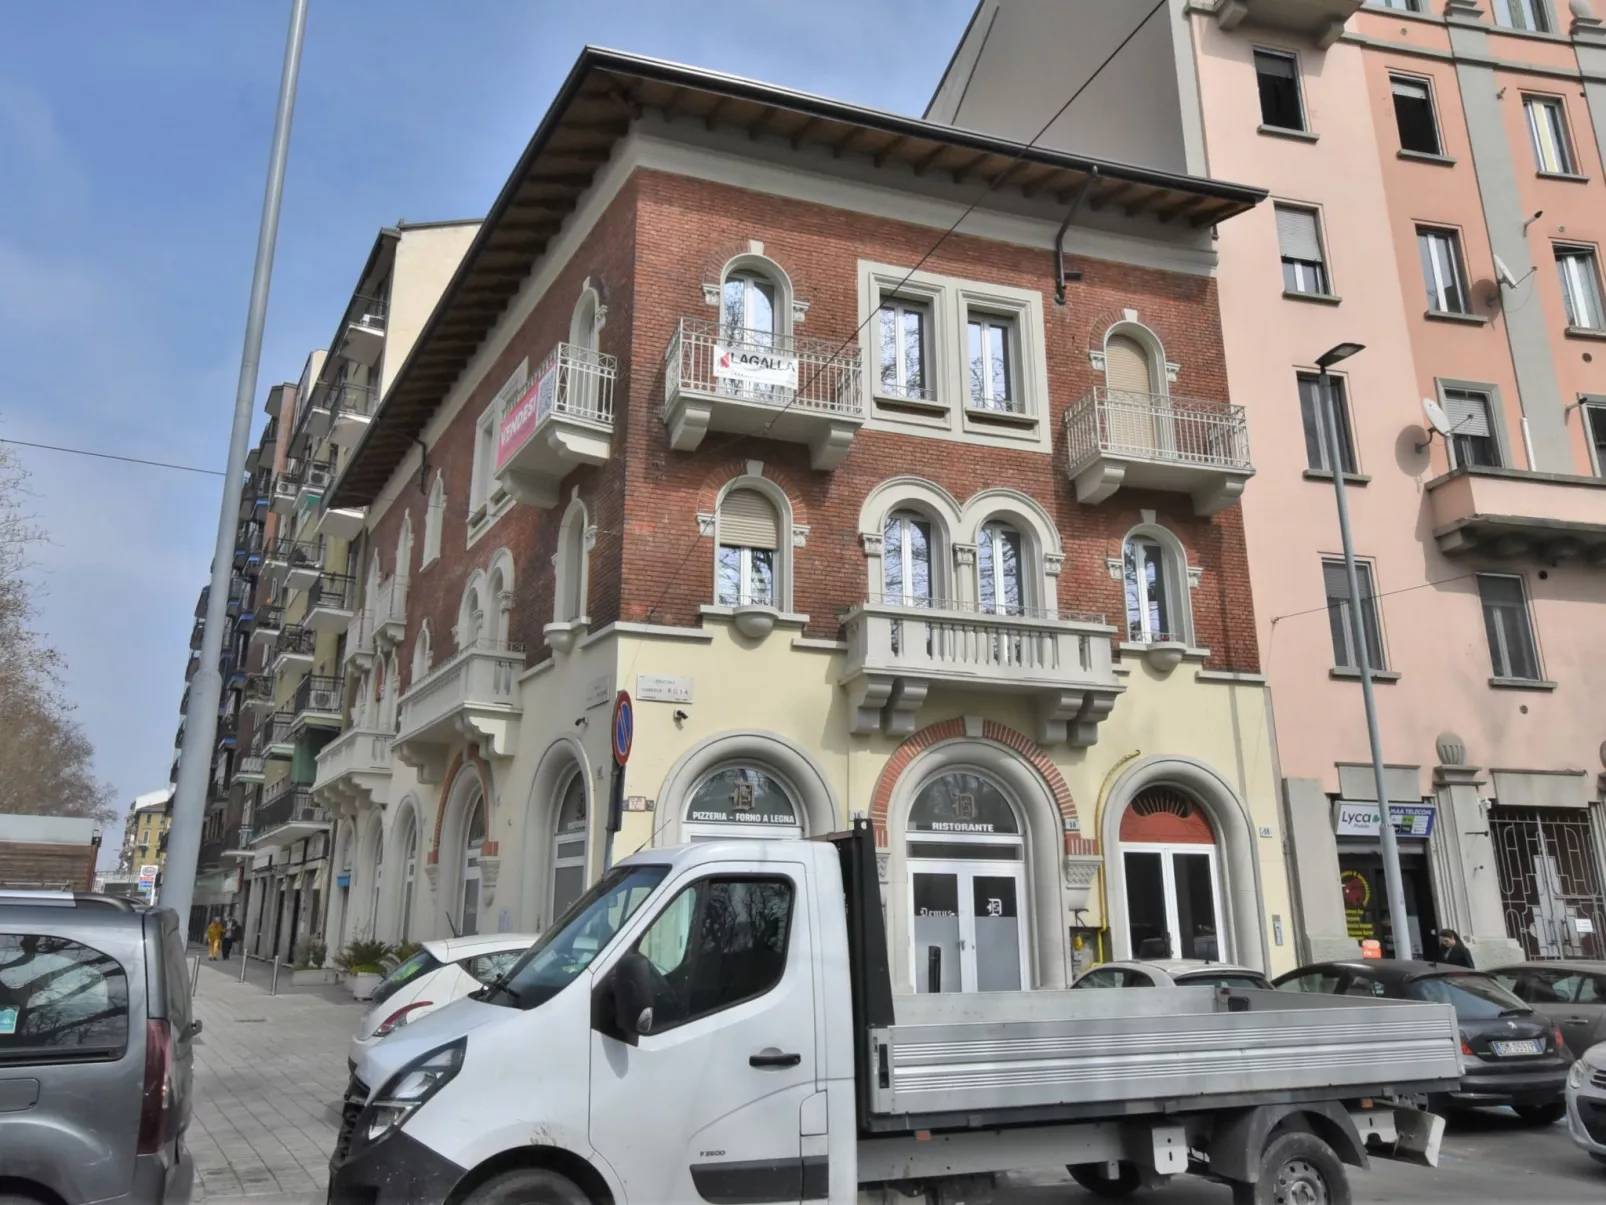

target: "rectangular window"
[1494,0,1550,31]
[1297,373,1358,474]
[0,933,130,1060]
[1524,95,1574,174]
[877,298,931,400]
[1322,558,1386,671]
[1443,387,1501,467]
[1556,246,1606,330]
[1478,574,1541,681]
[967,313,1019,412]
[1584,402,1606,475]
[1254,49,1305,131]
[1418,226,1471,314]
[1390,76,1441,155]
[468,364,528,525]
[1276,205,1329,295]
[1372,0,1421,8]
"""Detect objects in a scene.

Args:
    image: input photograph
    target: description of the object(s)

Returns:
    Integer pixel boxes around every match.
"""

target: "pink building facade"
[933,0,1606,964]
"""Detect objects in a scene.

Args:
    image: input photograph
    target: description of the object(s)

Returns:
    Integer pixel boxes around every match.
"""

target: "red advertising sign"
[495,363,558,471]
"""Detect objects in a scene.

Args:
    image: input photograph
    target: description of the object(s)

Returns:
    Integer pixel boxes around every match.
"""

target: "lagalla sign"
[713,343,798,389]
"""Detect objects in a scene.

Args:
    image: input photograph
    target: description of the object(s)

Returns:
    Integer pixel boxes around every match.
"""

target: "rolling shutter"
[719,489,780,549]
[1391,78,1429,101]
[1104,335,1153,393]
[1444,390,1492,437]
[1275,206,1323,262]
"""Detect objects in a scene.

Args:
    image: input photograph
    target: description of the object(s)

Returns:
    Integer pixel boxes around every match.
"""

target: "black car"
[1274,959,1573,1123]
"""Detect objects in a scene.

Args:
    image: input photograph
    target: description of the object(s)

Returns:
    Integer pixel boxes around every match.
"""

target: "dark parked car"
[1486,961,1606,1055]
[1274,959,1572,1123]
[0,891,197,1203]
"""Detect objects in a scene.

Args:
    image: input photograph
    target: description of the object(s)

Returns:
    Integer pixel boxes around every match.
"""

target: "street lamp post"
[1315,342,1413,960]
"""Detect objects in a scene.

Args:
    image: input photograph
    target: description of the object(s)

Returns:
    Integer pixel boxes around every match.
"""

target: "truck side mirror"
[611,951,656,1046]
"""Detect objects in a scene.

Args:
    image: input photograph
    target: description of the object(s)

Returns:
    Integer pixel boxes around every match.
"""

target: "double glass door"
[909,859,1027,993]
[1123,845,1224,961]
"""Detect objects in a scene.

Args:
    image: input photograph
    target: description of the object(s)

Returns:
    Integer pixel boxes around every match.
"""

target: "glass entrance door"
[909,861,1026,993]
[1123,846,1225,961]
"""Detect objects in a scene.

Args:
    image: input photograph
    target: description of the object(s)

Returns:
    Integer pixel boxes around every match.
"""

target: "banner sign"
[713,344,797,389]
[495,364,559,469]
[1333,801,1436,839]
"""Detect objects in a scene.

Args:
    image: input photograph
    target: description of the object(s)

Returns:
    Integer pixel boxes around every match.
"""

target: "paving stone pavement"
[188,956,364,1204]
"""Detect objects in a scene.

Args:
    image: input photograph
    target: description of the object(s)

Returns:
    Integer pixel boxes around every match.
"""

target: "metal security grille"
[1490,806,1606,960]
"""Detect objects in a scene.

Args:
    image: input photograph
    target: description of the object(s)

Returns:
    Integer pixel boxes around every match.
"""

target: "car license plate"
[1490,1039,1541,1056]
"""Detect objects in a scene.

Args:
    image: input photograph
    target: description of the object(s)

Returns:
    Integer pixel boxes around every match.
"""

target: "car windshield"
[369,949,442,1007]
[1179,973,1272,991]
[481,864,668,1011]
[1406,973,1530,1019]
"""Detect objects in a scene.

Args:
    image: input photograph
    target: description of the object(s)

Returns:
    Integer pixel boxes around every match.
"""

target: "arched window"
[412,621,432,683]
[459,793,487,936]
[459,582,484,649]
[397,511,414,581]
[716,488,780,608]
[487,563,511,645]
[551,771,588,920]
[977,520,1024,615]
[570,286,600,353]
[722,269,778,340]
[683,765,803,842]
[1119,786,1224,961]
[1123,528,1191,644]
[422,473,445,568]
[883,510,934,606]
[906,770,1027,994]
[555,499,589,624]
[396,810,417,942]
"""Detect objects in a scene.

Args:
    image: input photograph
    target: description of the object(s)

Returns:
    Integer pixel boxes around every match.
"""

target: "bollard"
[239,952,249,983]
[190,954,202,996]
[270,956,281,997]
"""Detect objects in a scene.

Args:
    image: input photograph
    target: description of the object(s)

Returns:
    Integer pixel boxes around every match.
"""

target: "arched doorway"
[459,794,487,936]
[551,771,588,921]
[682,765,804,843]
[396,809,418,943]
[906,769,1027,994]
[1119,786,1226,961]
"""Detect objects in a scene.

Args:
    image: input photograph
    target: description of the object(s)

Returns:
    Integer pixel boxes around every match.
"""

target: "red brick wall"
[378,166,1261,680]
[0,841,97,890]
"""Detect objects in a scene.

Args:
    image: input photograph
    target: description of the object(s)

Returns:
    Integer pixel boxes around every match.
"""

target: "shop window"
[1120,787,1224,962]
[551,772,588,921]
[683,766,803,842]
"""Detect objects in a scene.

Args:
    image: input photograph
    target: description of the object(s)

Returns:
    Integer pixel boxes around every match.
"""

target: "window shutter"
[1275,207,1323,262]
[1322,560,1351,604]
[1391,78,1428,100]
[1104,335,1154,393]
[1255,51,1295,79]
[719,489,780,549]
[1444,390,1492,437]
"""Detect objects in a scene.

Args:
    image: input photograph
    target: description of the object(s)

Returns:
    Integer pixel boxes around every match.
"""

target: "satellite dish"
[1494,255,1520,289]
[1423,397,1454,437]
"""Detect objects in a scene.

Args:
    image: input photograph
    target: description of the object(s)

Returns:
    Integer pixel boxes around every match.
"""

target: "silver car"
[1072,958,1275,990]
[0,891,196,1203]
[1567,1040,1606,1165]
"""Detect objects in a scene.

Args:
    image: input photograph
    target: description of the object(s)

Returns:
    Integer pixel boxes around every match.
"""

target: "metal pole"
[1319,368,1413,960]
[239,952,249,984]
[160,0,308,926]
[270,956,282,997]
[190,954,202,996]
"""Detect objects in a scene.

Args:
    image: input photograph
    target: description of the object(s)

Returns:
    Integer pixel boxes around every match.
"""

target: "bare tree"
[0,445,115,822]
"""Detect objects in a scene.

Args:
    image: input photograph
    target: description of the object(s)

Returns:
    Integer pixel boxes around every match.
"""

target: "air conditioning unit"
[308,686,340,712]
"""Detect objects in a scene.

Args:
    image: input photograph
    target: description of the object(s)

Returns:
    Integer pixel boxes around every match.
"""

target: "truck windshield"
[481,864,667,1011]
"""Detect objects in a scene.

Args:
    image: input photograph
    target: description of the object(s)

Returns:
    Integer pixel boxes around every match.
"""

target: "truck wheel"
[1230,1132,1350,1205]
[1513,1102,1565,1126]
[463,1168,591,1205]
[1067,1161,1142,1197]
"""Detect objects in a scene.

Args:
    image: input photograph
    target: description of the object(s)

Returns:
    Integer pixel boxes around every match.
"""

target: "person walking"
[205,917,224,961]
[221,917,239,961]
[1434,928,1474,968]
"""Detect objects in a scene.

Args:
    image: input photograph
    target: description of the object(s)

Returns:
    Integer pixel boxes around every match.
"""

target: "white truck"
[327,823,1461,1205]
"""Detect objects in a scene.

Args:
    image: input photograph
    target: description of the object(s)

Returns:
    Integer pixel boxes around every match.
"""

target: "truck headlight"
[358,1039,465,1147]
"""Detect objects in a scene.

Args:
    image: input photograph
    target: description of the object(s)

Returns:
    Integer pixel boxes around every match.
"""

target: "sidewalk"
[188,958,363,1203]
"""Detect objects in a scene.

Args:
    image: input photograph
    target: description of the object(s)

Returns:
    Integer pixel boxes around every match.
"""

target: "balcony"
[174,720,185,750]
[262,538,322,590]
[838,598,1124,746]
[291,673,343,732]
[305,572,355,633]
[395,640,524,783]
[340,296,388,366]
[255,712,295,760]
[241,673,275,716]
[189,618,205,652]
[372,574,407,649]
[250,783,329,848]
[313,725,393,808]
[234,754,266,784]
[1064,387,1253,517]
[270,472,299,514]
[297,460,334,511]
[317,505,366,541]
[270,626,316,676]
[249,605,284,650]
[294,383,333,445]
[492,343,618,508]
[1426,466,1606,562]
[662,318,864,471]
[184,652,200,682]
[330,381,379,447]
[1210,0,1360,47]
[215,715,237,750]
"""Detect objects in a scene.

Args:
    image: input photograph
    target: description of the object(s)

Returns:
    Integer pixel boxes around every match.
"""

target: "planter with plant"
[336,937,393,1000]
[290,941,337,985]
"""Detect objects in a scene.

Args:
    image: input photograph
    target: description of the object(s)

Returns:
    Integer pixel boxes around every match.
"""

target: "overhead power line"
[0,438,227,478]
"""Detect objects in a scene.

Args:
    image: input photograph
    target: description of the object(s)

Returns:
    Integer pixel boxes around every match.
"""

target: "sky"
[0,1,976,848]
